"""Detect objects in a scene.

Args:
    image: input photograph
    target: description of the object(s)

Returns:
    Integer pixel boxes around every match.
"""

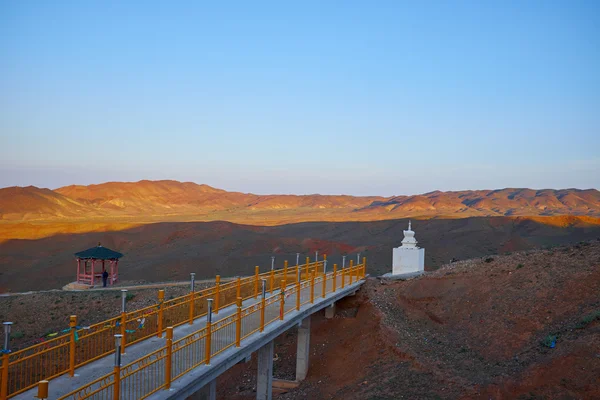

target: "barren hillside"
[1,216,599,293]
[217,240,600,400]
[1,182,599,227]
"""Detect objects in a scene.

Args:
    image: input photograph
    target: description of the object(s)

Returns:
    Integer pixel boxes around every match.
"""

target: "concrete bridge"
[8,260,366,400]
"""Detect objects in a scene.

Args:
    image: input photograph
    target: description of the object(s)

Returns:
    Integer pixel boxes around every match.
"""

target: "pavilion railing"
[53,260,367,400]
[0,259,328,399]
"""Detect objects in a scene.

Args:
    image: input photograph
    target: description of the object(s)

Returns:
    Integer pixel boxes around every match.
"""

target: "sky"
[1,1,599,196]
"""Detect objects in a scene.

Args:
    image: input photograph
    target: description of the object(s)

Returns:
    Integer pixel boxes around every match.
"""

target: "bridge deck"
[14,270,365,400]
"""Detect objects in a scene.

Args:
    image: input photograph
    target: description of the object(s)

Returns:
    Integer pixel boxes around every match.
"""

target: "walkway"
[13,264,366,400]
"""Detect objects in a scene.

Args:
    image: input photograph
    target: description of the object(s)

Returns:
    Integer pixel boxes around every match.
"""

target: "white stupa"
[390,221,425,277]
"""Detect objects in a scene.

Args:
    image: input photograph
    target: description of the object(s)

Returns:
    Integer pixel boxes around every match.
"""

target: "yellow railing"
[1,260,330,399]
[50,259,367,400]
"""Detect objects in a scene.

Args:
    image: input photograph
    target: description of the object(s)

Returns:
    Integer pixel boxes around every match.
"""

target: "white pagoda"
[391,221,425,277]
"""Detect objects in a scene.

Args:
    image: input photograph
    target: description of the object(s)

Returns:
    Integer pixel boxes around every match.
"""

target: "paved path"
[15,272,363,399]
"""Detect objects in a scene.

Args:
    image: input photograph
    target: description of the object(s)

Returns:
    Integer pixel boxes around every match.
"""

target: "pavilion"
[75,243,123,286]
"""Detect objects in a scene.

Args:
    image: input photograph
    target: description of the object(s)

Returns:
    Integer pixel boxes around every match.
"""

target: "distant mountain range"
[0,180,599,222]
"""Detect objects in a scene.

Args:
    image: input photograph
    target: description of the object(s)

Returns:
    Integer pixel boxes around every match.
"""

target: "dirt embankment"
[216,240,600,399]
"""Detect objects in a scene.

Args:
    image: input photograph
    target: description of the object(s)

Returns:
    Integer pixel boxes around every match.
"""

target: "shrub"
[485,257,494,263]
[516,264,524,269]
[541,334,557,348]
[12,331,24,339]
[125,293,136,302]
[575,310,600,329]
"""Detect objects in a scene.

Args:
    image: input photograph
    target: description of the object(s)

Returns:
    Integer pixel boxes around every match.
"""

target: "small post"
[69,315,77,377]
[324,259,328,275]
[113,334,123,400]
[333,264,337,292]
[189,273,196,325]
[260,280,266,332]
[296,278,301,311]
[269,268,274,295]
[120,290,127,354]
[341,265,346,289]
[36,380,49,399]
[342,255,346,269]
[205,299,213,365]
[322,268,326,298]
[1,322,13,400]
[349,260,354,283]
[296,253,300,267]
[357,253,361,266]
[271,256,275,271]
[254,266,259,299]
[121,289,127,313]
[165,327,173,389]
[315,251,318,262]
[310,271,315,303]
[214,275,220,314]
[279,281,285,320]
[284,260,288,286]
[363,257,367,278]
[157,289,165,338]
[236,297,242,347]
[305,256,310,279]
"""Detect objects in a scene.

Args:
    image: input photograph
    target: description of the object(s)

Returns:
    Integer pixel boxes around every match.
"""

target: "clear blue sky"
[1,1,598,196]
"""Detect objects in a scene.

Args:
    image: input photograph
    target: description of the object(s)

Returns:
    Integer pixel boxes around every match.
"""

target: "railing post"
[236,277,241,299]
[279,281,285,320]
[305,256,310,280]
[296,279,301,311]
[1,321,12,400]
[113,334,122,400]
[333,264,337,292]
[323,254,327,275]
[260,280,266,333]
[165,327,173,389]
[322,269,326,298]
[69,315,77,377]
[310,271,315,303]
[36,380,49,400]
[269,268,274,295]
[235,297,242,347]
[284,260,288,286]
[189,273,196,325]
[205,299,213,365]
[342,255,346,269]
[254,266,259,299]
[120,290,127,355]
[363,257,367,278]
[349,260,354,284]
[157,289,165,338]
[214,275,220,315]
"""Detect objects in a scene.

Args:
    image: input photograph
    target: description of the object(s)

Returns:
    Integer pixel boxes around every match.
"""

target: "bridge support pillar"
[188,378,216,400]
[295,316,311,381]
[325,302,335,319]
[257,341,274,400]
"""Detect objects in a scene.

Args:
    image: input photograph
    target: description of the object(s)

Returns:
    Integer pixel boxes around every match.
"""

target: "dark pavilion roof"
[75,244,123,260]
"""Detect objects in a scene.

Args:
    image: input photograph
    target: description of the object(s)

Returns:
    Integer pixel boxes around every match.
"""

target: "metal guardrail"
[1,259,331,399]
[49,259,366,400]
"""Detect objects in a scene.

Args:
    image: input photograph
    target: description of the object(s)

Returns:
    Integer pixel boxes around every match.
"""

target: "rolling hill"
[0,181,598,225]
